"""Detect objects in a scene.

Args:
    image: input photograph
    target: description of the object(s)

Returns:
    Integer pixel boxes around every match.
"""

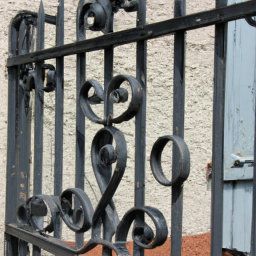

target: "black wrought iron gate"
[5,0,256,255]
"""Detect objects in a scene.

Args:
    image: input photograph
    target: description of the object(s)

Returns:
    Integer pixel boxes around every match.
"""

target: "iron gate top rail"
[7,0,256,67]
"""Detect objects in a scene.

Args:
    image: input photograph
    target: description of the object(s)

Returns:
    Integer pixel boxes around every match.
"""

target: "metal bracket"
[232,154,254,167]
[224,154,254,181]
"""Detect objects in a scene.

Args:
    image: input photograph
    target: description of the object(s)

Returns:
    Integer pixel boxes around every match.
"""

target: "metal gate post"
[6,14,19,256]
[76,0,86,249]
[54,0,64,241]
[172,0,186,254]
[134,0,146,254]
[211,0,227,255]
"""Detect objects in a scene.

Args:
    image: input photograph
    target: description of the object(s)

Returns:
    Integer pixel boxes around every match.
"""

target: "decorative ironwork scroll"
[5,0,256,255]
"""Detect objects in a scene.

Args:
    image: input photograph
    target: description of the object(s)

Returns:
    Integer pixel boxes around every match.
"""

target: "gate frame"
[5,0,256,256]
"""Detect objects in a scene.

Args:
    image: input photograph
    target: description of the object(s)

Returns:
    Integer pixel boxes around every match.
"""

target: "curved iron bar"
[59,188,94,233]
[79,79,105,124]
[150,135,190,186]
[105,75,143,124]
[91,126,127,239]
[115,206,168,249]
[17,195,59,233]
[79,75,143,125]
[246,16,256,28]
[10,10,56,29]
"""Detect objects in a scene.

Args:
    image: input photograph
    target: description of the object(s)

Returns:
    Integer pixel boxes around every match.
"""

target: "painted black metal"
[17,19,31,256]
[246,16,256,28]
[211,0,227,255]
[102,7,114,255]
[76,0,87,249]
[133,0,146,255]
[171,0,186,254]
[54,0,64,241]
[150,136,190,187]
[5,0,255,255]
[7,1,256,67]
[33,3,46,256]
[6,10,19,256]
[79,75,142,125]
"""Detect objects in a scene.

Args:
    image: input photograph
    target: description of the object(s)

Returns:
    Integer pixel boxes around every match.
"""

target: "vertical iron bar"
[34,0,45,197]
[75,1,86,248]
[171,1,186,255]
[103,18,114,256]
[134,0,146,255]
[17,19,31,256]
[211,0,227,255]
[5,234,18,256]
[18,241,28,256]
[54,0,64,239]
[33,1,45,255]
[5,18,19,256]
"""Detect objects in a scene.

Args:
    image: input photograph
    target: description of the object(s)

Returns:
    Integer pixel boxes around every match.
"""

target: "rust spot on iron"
[20,192,26,200]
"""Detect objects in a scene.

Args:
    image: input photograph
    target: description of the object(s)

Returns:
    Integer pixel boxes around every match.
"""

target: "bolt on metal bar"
[211,0,227,255]
[33,1,45,255]
[134,0,146,254]
[171,0,186,255]
[7,1,256,68]
[54,0,64,240]
[75,0,86,249]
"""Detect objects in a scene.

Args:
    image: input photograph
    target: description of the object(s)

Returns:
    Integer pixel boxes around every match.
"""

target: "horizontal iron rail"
[5,224,76,256]
[7,0,256,67]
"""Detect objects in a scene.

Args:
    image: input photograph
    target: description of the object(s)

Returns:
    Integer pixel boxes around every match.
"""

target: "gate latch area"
[231,154,254,167]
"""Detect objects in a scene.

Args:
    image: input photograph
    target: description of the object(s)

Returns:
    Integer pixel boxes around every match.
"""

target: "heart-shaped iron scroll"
[91,126,127,238]
[150,135,190,186]
[79,74,143,125]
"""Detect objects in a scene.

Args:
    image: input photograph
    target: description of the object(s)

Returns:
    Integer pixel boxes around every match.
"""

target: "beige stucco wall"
[1,0,215,253]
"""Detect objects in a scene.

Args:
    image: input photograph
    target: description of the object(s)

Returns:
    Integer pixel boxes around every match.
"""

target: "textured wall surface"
[1,0,214,253]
